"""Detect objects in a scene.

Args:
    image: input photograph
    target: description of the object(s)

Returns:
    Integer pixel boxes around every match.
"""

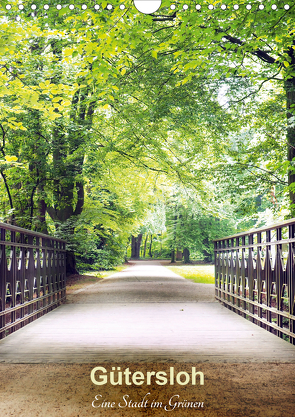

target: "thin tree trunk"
[170,203,178,263]
[0,171,14,223]
[143,234,148,258]
[148,234,153,258]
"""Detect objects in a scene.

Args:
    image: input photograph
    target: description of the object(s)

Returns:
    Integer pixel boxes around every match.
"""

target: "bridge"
[0,259,295,363]
[0,222,295,416]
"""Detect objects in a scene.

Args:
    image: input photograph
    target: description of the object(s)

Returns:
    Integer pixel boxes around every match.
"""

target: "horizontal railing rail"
[214,220,295,344]
[0,222,66,339]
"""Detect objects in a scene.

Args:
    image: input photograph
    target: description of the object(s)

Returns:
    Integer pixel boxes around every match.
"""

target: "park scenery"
[0,1,295,416]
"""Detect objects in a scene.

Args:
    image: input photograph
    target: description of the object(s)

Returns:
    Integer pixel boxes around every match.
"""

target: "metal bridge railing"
[0,222,66,339]
[214,219,295,344]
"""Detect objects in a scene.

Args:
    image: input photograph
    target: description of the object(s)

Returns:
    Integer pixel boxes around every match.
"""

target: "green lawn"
[165,264,215,284]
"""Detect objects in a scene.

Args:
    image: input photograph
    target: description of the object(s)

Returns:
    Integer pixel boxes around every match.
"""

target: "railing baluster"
[214,219,295,344]
[0,223,66,339]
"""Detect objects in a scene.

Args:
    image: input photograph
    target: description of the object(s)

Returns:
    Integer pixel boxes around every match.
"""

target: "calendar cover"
[0,1,295,416]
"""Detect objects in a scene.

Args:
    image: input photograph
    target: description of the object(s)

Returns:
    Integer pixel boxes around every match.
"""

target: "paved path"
[0,261,295,363]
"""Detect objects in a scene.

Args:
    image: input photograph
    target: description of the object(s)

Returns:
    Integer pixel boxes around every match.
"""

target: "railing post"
[276,226,283,338]
[0,228,6,339]
[248,233,254,322]
[288,225,294,344]
[10,230,16,330]
[265,229,272,331]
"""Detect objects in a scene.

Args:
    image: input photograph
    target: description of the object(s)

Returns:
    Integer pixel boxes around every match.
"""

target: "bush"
[77,248,123,272]
[53,216,126,273]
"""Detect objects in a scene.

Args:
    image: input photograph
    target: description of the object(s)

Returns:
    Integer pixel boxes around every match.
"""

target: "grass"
[66,265,128,292]
[165,264,215,284]
[83,265,128,278]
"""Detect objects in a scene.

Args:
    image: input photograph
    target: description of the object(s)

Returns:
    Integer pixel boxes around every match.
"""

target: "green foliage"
[164,188,236,262]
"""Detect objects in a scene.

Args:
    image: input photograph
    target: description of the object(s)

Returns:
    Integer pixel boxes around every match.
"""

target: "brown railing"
[0,222,66,339]
[214,219,295,344]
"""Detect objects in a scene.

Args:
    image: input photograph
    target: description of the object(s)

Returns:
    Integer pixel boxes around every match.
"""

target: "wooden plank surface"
[0,261,295,363]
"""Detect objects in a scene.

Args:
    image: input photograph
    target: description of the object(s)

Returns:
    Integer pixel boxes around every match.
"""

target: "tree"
[153,1,295,212]
[0,4,235,228]
[165,187,236,262]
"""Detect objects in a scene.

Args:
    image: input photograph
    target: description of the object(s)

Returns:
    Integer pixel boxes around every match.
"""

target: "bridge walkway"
[0,260,294,363]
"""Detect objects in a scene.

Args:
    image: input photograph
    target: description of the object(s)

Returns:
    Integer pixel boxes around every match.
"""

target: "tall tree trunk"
[36,184,48,235]
[285,75,295,216]
[183,248,190,263]
[45,41,96,275]
[284,42,295,216]
[131,234,142,258]
[171,249,175,263]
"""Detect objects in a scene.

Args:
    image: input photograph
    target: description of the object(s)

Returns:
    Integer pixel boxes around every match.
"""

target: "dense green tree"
[165,189,236,263]
[154,1,295,212]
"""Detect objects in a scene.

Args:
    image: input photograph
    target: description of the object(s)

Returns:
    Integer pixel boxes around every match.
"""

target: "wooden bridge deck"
[0,261,295,364]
